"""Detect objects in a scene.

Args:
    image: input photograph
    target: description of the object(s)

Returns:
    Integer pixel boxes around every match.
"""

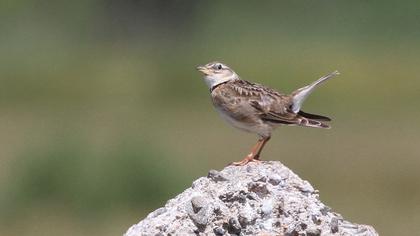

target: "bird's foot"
[230,154,261,166]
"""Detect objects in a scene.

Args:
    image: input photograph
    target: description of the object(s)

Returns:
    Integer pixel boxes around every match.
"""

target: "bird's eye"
[216,64,222,70]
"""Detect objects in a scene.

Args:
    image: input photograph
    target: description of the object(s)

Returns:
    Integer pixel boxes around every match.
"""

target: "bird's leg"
[231,136,271,166]
[253,136,271,160]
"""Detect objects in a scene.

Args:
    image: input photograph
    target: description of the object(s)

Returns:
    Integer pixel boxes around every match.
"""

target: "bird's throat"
[205,74,238,91]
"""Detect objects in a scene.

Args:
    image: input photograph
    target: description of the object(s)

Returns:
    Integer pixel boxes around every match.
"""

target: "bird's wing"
[232,80,330,128]
[253,102,330,128]
[223,80,330,129]
[227,79,286,98]
[227,80,295,123]
[249,100,300,125]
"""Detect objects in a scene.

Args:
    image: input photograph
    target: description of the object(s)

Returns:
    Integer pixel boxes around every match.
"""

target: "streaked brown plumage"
[197,61,339,165]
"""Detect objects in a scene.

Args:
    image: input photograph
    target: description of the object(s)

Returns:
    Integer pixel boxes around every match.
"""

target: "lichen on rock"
[125,161,378,236]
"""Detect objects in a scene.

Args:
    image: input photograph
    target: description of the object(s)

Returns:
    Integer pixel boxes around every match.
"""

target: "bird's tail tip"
[301,118,331,129]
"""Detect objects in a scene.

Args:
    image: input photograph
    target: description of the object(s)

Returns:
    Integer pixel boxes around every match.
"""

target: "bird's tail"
[297,117,330,129]
[290,71,339,113]
[298,110,331,121]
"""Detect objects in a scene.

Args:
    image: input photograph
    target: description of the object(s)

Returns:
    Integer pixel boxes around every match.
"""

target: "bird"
[196,61,339,166]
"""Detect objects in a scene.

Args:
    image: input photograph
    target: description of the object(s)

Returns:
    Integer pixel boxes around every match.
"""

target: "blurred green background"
[1,1,419,235]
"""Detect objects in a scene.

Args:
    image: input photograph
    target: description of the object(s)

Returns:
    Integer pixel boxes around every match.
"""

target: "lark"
[197,61,339,166]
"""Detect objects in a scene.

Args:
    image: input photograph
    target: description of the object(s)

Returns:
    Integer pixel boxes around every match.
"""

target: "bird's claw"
[230,155,261,166]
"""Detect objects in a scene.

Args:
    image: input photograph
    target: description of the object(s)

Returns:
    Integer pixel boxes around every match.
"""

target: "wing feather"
[223,79,331,129]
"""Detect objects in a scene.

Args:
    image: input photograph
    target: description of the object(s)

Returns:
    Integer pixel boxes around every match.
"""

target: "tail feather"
[298,117,330,129]
[298,110,331,121]
[291,71,339,113]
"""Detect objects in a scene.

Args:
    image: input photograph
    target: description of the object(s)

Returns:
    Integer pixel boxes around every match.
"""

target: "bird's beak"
[196,65,210,75]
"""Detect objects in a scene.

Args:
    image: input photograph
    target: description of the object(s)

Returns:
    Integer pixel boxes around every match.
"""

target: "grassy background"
[1,1,420,235]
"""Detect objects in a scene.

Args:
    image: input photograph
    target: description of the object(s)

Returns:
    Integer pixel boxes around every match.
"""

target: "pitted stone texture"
[125,161,378,236]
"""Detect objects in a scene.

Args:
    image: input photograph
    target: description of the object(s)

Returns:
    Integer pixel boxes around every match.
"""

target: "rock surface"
[125,161,378,236]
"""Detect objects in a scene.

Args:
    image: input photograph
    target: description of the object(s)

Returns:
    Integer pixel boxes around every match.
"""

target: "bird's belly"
[215,107,272,137]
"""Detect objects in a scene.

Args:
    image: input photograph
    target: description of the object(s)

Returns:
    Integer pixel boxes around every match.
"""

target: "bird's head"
[196,61,238,89]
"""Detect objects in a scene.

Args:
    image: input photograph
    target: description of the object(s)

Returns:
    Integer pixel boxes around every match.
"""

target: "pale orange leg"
[254,136,271,160]
[231,136,271,166]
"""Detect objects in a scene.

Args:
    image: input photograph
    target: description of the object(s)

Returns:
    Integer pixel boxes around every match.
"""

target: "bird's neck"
[205,73,238,91]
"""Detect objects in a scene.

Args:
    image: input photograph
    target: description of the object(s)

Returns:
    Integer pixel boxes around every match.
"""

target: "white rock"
[125,161,378,236]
